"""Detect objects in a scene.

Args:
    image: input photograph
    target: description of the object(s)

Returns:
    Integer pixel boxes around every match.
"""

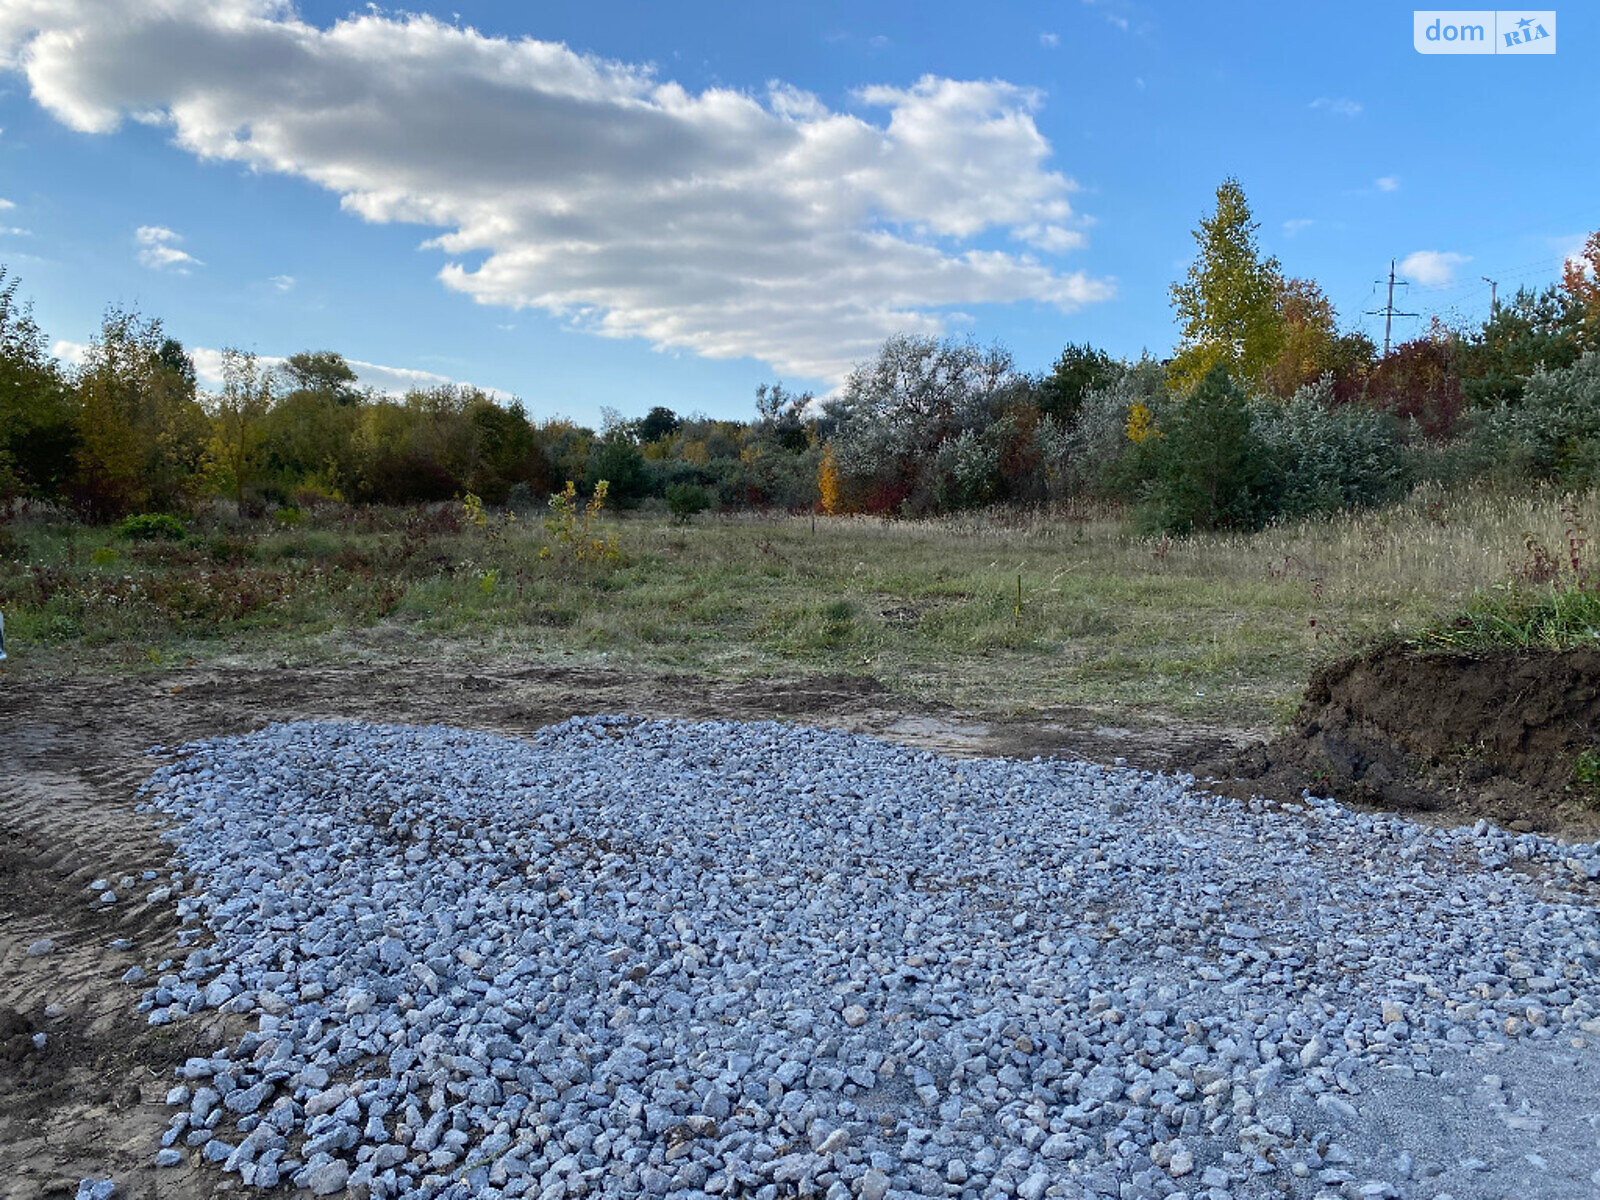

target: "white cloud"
[0,1,1111,383]
[1400,250,1470,289]
[1039,32,1060,48]
[1282,218,1314,236]
[1080,1,1150,36]
[1310,97,1362,117]
[0,197,13,209]
[1563,249,1594,279]
[56,335,502,398]
[135,224,201,272]
[269,273,295,292]
[0,225,29,235]
[1375,176,1399,192]
[51,338,88,368]
[187,346,512,400]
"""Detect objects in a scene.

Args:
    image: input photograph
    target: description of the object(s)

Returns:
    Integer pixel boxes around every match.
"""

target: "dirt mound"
[1220,644,1600,836]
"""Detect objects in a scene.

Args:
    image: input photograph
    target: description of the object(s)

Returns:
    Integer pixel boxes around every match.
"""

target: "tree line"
[3,177,1598,533]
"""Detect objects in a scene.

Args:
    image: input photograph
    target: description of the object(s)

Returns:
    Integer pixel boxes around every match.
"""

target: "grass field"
[2,484,1596,729]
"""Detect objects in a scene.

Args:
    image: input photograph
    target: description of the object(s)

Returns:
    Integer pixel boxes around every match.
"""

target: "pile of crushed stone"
[129,717,1600,1199]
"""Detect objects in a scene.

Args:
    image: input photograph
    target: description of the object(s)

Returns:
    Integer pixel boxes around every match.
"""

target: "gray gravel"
[131,717,1600,1199]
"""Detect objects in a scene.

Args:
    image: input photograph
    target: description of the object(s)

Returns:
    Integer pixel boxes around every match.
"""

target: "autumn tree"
[1257,277,1375,399]
[1363,334,1465,438]
[1561,230,1600,354]
[1169,178,1285,394]
[72,307,208,520]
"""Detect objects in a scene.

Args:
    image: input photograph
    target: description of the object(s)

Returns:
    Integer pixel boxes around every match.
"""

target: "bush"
[1137,367,1280,534]
[1034,359,1166,501]
[114,513,187,541]
[664,482,712,524]
[1467,353,1600,486]
[1254,378,1409,519]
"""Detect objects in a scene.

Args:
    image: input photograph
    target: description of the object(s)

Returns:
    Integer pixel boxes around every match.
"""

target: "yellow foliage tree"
[818,443,842,515]
[1168,178,1284,395]
[1125,402,1158,443]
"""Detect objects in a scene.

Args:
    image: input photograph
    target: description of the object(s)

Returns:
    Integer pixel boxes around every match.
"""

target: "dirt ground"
[1217,644,1600,841]
[0,656,1258,1198]
[3,648,1594,1196]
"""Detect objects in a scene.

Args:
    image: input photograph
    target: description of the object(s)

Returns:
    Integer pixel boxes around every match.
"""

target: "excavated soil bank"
[1220,644,1600,837]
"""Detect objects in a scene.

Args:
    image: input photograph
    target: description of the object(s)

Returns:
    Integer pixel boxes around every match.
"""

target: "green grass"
[3,485,1598,729]
[1413,586,1600,652]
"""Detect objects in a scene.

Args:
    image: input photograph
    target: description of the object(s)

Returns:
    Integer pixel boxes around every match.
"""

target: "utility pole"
[1482,275,1499,318]
[1366,260,1419,357]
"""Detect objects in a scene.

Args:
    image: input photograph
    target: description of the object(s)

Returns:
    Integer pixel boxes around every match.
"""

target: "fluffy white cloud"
[0,1,1112,382]
[1039,32,1060,48]
[0,197,13,209]
[1375,176,1399,192]
[268,274,295,292]
[1310,97,1362,117]
[135,224,201,271]
[1400,250,1470,289]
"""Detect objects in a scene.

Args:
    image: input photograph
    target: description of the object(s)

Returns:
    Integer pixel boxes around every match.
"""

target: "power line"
[1365,260,1419,356]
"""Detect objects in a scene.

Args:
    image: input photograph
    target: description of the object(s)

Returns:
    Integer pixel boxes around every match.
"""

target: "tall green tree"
[284,350,360,405]
[1140,367,1280,533]
[0,267,77,503]
[205,349,277,515]
[1169,178,1285,394]
[636,405,682,444]
[1456,285,1582,407]
[1037,342,1122,424]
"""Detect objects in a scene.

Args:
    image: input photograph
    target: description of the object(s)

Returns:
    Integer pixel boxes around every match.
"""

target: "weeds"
[1575,749,1600,805]
[541,481,621,567]
[1417,493,1600,652]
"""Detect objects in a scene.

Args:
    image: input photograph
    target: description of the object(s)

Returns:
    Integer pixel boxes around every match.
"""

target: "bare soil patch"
[1211,645,1600,838]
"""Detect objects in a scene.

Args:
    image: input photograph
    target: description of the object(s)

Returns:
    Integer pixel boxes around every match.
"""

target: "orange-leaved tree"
[1562,229,1600,353]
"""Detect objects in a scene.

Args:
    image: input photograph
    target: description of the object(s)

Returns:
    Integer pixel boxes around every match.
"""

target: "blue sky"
[0,2,1593,425]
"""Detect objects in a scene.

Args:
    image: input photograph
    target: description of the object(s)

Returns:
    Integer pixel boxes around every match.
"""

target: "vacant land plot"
[4,485,1595,730]
[4,487,1600,1198]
